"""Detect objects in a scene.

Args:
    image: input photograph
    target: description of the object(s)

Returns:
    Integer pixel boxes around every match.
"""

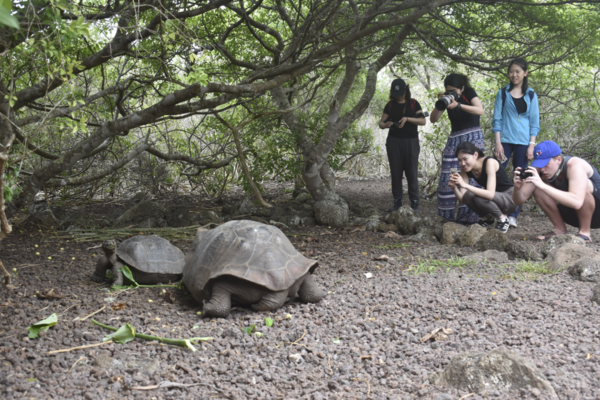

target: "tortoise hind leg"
[203,282,233,318]
[298,274,326,303]
[251,290,288,312]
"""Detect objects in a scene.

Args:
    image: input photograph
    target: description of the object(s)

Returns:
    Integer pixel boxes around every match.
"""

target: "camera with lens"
[518,169,533,179]
[435,90,460,111]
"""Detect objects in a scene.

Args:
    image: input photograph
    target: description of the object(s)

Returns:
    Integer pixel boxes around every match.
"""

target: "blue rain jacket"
[492,85,540,145]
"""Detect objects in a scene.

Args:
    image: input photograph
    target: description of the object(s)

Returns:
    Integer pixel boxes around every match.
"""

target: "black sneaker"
[387,199,401,212]
[478,217,494,228]
[495,218,510,233]
[410,199,419,215]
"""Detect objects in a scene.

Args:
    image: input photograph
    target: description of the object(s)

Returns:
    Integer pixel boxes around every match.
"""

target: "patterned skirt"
[437,127,485,223]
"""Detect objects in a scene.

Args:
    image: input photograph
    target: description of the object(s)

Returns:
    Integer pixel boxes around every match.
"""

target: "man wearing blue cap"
[512,140,600,243]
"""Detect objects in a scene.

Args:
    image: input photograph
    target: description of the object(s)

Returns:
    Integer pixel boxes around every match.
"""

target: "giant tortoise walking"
[183,220,325,317]
[91,235,185,285]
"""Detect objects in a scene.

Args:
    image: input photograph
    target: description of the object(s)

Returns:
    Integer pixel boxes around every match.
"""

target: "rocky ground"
[0,177,599,400]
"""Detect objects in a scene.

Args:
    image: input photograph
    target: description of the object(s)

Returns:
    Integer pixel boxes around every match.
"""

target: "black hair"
[508,58,529,92]
[389,84,412,116]
[443,74,471,90]
[455,141,485,159]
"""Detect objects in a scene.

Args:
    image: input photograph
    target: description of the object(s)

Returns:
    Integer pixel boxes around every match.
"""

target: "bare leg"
[203,282,232,318]
[533,187,567,239]
[251,291,288,311]
[111,261,125,286]
[298,274,326,303]
[575,191,596,238]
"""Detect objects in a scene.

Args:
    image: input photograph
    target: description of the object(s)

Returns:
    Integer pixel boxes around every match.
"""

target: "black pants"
[386,137,420,201]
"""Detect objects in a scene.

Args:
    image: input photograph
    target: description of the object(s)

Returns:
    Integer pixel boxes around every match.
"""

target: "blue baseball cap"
[531,141,562,168]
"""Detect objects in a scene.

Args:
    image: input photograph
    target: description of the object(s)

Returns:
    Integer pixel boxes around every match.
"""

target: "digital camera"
[435,90,460,111]
[519,169,533,179]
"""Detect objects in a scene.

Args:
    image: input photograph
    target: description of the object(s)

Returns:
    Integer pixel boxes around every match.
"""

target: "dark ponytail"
[443,74,471,90]
[455,141,485,159]
[508,58,529,92]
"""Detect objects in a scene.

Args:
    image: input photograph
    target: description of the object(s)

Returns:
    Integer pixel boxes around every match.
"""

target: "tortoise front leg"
[203,282,233,318]
[251,290,288,312]
[111,261,125,286]
[91,256,111,283]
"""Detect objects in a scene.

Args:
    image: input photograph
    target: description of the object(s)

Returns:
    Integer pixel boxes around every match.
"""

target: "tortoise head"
[101,239,117,256]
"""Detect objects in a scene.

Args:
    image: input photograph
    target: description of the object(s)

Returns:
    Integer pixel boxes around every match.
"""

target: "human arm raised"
[449,158,499,201]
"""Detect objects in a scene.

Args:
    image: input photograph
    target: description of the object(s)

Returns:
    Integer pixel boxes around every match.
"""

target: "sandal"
[576,233,592,243]
[536,231,558,241]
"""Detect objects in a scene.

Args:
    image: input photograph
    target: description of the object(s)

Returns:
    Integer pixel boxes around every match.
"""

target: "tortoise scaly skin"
[183,220,326,317]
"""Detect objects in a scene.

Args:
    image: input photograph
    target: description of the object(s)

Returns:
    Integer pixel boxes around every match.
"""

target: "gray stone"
[165,206,192,227]
[137,217,166,228]
[93,355,159,375]
[440,222,467,245]
[29,206,67,228]
[281,214,302,227]
[477,230,508,252]
[506,241,543,261]
[545,244,600,272]
[314,194,349,228]
[377,223,397,232]
[238,198,272,218]
[568,257,600,282]
[457,224,487,247]
[433,395,453,400]
[114,200,165,228]
[300,217,316,227]
[541,234,586,257]
[408,230,437,243]
[429,348,556,396]
[295,193,313,203]
[194,210,221,226]
[592,284,600,304]
[463,250,509,263]
[391,206,424,235]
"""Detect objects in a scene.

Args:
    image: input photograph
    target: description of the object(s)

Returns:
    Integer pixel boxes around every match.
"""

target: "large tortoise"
[183,220,325,317]
[91,235,185,285]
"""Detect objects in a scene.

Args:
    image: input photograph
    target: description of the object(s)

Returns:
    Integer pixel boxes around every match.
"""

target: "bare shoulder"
[568,157,593,178]
[486,157,499,172]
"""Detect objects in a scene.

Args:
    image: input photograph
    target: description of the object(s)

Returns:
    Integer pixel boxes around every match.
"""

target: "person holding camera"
[492,58,540,229]
[379,78,426,213]
[448,142,517,233]
[513,141,600,243]
[430,73,485,223]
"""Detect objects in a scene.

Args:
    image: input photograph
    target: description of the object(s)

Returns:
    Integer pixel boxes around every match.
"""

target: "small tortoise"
[91,235,185,285]
[183,220,325,317]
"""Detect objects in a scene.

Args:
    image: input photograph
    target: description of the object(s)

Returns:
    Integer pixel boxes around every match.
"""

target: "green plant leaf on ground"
[111,265,178,290]
[103,323,136,344]
[265,317,274,327]
[242,324,256,335]
[27,313,58,339]
[332,338,340,344]
[121,265,139,287]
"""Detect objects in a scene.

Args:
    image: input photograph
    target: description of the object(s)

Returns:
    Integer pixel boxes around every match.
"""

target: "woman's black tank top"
[466,157,513,192]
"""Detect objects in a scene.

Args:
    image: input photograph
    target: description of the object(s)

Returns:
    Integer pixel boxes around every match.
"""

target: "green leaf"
[103,323,136,344]
[264,317,273,327]
[117,265,139,288]
[332,338,340,344]
[27,314,58,339]
[241,324,256,336]
[0,5,19,29]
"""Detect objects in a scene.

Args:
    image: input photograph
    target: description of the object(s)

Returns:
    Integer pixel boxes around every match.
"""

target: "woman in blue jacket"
[492,58,540,228]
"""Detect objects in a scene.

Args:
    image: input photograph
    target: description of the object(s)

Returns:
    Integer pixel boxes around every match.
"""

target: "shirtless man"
[513,140,600,243]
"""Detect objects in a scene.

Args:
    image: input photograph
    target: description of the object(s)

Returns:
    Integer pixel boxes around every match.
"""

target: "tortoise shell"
[183,220,318,295]
[117,235,185,274]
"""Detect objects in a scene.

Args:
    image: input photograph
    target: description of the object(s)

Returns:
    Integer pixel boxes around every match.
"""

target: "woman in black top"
[448,142,517,233]
[429,73,484,224]
[379,78,426,213]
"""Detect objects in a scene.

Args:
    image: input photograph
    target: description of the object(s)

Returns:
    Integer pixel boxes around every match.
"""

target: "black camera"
[518,169,533,179]
[435,90,460,111]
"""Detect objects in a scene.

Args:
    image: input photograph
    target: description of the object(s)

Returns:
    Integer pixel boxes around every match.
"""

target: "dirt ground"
[0,178,599,400]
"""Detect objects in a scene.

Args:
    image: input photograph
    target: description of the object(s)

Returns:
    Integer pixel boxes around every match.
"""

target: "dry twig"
[47,340,113,354]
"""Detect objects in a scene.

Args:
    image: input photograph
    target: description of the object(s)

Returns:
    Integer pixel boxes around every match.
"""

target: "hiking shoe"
[410,199,419,215]
[495,218,510,233]
[387,199,401,212]
[478,217,494,228]
[508,216,518,228]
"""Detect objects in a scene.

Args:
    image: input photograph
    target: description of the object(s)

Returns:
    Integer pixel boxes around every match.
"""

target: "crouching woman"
[448,142,517,233]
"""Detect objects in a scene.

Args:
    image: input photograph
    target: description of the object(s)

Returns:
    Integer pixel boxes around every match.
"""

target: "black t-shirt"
[383,99,423,139]
[511,95,527,114]
[447,87,480,132]
[466,157,513,192]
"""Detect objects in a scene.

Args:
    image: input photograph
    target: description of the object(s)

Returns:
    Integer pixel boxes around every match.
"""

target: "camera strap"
[545,157,566,183]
